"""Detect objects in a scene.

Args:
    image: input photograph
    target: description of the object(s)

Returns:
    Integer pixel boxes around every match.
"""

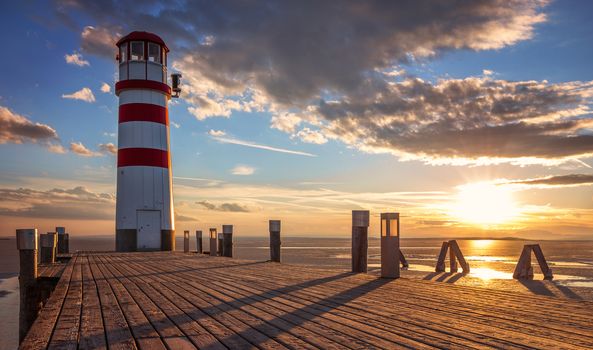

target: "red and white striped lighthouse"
[114,31,179,251]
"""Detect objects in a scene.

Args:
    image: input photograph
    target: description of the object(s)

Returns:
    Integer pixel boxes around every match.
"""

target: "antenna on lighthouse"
[171,73,182,98]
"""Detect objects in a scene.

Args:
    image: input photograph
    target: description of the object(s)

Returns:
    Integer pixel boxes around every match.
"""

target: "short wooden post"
[380,213,401,278]
[217,233,223,256]
[222,225,233,258]
[450,248,458,273]
[532,244,553,280]
[209,228,217,256]
[435,241,449,272]
[183,230,190,253]
[16,228,39,343]
[399,250,409,269]
[196,230,203,254]
[56,226,69,254]
[352,210,369,273]
[449,240,469,273]
[39,232,57,264]
[269,220,281,262]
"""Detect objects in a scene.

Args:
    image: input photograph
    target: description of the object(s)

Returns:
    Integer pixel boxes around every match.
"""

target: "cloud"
[0,186,114,220]
[100,82,111,93]
[175,213,199,222]
[212,135,316,157]
[98,142,117,155]
[310,77,593,165]
[0,105,64,152]
[62,87,96,103]
[482,69,494,76]
[80,25,120,57]
[64,51,90,66]
[503,174,593,188]
[295,127,328,145]
[196,200,250,212]
[55,1,547,109]
[70,142,102,157]
[208,129,226,137]
[231,165,255,176]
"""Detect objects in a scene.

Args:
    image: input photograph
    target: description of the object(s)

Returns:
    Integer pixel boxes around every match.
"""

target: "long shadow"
[518,280,556,297]
[210,277,392,348]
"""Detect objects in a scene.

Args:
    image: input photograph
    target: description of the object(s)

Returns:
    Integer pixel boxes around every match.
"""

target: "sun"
[452,182,518,226]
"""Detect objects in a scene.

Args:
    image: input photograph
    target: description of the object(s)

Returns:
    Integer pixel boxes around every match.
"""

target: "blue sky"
[0,1,592,238]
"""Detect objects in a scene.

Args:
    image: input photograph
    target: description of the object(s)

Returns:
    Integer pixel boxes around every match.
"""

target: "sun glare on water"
[453,182,518,226]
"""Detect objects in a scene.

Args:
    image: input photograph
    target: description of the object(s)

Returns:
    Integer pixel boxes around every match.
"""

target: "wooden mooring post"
[400,250,409,269]
[55,226,69,254]
[39,232,57,264]
[222,225,233,257]
[217,233,224,256]
[16,229,39,343]
[513,244,553,280]
[196,230,203,254]
[380,213,401,279]
[435,240,470,273]
[352,210,369,273]
[183,230,190,253]
[269,220,281,262]
[209,228,217,256]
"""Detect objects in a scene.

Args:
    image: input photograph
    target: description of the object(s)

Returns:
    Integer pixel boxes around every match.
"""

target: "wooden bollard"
[209,228,217,256]
[352,210,369,273]
[222,225,233,257]
[183,230,190,253]
[196,230,203,254]
[217,233,223,256]
[39,232,57,264]
[380,213,400,279]
[513,244,553,280]
[56,226,69,254]
[269,220,281,262]
[16,229,39,343]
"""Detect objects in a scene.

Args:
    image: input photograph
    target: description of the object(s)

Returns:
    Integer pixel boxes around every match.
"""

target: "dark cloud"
[196,200,250,212]
[0,106,64,152]
[54,0,545,103]
[0,186,114,220]
[505,174,593,187]
[315,77,593,164]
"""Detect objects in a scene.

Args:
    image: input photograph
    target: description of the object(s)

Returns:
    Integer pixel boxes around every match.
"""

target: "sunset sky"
[0,0,592,238]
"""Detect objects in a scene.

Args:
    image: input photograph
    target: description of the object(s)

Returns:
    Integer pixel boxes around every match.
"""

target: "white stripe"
[118,121,169,151]
[116,166,174,230]
[119,89,167,107]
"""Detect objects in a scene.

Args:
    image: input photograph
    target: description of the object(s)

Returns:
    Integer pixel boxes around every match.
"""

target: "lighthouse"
[114,31,181,251]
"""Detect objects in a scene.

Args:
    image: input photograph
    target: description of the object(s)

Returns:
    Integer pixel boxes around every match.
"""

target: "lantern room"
[116,31,169,83]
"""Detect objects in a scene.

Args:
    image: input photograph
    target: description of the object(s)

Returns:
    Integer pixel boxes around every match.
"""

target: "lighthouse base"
[116,229,175,252]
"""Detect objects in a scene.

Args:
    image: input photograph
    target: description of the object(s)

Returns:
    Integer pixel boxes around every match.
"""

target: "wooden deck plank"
[21,252,593,350]
[20,256,77,350]
[87,254,139,350]
[78,256,107,350]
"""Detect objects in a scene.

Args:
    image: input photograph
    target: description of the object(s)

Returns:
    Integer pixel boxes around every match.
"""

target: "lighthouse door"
[137,210,161,250]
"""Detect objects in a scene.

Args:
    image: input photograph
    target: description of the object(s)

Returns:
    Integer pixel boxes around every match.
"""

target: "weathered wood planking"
[22,252,593,349]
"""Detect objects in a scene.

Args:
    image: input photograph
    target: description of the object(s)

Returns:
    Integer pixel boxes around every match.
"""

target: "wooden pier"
[21,252,593,349]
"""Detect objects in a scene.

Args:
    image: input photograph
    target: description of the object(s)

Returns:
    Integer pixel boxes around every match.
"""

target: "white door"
[137,210,161,250]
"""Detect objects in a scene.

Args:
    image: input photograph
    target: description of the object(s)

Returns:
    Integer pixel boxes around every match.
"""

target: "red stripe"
[119,104,168,125]
[117,148,169,168]
[115,80,171,97]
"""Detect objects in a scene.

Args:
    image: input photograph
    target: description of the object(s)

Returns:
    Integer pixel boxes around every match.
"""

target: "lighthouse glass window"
[148,43,161,63]
[119,43,127,62]
[130,41,144,61]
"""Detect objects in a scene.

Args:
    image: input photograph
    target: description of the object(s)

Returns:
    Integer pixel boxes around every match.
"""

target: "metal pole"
[352,210,369,273]
[16,229,38,343]
[269,220,281,262]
